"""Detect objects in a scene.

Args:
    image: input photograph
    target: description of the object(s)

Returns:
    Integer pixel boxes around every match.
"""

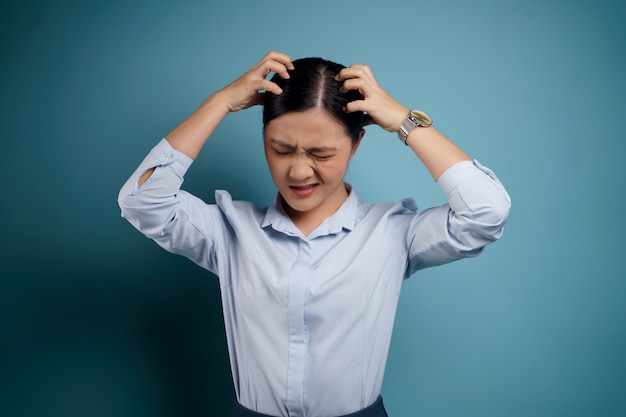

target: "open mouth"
[290,184,319,197]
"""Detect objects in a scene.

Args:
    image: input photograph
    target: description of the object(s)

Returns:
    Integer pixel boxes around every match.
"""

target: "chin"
[284,200,316,214]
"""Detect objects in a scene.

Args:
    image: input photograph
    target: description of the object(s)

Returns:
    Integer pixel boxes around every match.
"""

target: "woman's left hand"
[336,64,408,133]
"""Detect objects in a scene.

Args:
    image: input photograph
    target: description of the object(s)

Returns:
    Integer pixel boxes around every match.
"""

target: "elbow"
[447,165,512,250]
[117,189,175,239]
[117,187,140,224]
[472,185,512,234]
[487,197,511,231]
[117,188,132,221]
[117,177,140,219]
[471,198,511,244]
[450,198,511,252]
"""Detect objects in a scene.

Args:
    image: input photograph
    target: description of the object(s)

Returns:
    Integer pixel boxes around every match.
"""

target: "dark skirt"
[230,396,388,417]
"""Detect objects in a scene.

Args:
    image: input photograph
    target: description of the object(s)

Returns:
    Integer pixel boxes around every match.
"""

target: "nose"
[288,154,315,181]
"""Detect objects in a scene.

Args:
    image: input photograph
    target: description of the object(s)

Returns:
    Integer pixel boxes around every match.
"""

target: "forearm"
[165,91,230,160]
[137,92,229,187]
[137,52,293,187]
[404,124,471,181]
[119,139,194,236]
[165,51,292,161]
[334,65,471,181]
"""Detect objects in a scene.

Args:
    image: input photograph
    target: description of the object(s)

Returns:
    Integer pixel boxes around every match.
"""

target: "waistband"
[230,396,388,417]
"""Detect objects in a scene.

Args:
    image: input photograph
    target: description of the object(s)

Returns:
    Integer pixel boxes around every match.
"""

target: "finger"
[263,50,295,70]
[260,51,295,79]
[335,64,373,81]
[264,60,293,79]
[348,64,373,78]
[335,67,355,82]
[340,78,367,94]
[258,79,283,95]
[344,99,367,113]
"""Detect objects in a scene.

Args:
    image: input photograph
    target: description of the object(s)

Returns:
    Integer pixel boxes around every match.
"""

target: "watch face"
[410,110,432,126]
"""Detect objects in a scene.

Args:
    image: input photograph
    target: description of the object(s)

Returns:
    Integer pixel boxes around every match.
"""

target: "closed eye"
[305,146,338,161]
[310,154,333,160]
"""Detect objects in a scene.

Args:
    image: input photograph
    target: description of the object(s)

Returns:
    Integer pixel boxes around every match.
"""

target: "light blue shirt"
[118,139,511,417]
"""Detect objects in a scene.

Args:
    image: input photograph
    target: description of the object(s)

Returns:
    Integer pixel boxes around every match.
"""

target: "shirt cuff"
[128,138,194,195]
[436,159,485,196]
[153,138,194,173]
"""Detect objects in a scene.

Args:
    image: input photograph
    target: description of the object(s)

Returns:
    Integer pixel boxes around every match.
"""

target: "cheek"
[318,157,351,176]
[265,155,286,179]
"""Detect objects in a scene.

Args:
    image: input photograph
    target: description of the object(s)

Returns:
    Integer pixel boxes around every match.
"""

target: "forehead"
[264,109,351,145]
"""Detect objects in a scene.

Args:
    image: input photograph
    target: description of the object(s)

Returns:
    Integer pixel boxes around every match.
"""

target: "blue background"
[1,0,625,416]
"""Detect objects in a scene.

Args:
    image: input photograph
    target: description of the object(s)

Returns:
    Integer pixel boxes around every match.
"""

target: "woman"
[118,51,511,417]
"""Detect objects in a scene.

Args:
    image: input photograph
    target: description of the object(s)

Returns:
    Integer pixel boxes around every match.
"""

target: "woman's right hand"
[217,51,294,113]
[163,51,293,161]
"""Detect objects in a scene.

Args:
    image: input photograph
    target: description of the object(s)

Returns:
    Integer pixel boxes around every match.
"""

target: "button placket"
[285,239,312,417]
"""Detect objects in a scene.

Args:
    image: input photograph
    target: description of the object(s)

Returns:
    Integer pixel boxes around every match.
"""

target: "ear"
[350,129,365,158]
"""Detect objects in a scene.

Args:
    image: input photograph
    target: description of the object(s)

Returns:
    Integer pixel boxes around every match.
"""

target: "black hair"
[263,57,365,143]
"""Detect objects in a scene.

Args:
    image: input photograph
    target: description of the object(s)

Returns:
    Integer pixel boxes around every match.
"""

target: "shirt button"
[163,151,173,160]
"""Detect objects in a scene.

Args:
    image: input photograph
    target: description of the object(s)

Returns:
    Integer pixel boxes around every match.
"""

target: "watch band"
[397,110,432,145]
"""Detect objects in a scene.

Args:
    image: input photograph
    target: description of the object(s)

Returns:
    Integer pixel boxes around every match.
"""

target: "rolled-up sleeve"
[117,139,219,270]
[406,159,511,274]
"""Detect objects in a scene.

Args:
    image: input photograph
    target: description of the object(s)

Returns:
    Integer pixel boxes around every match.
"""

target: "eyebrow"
[269,139,296,150]
[269,138,338,154]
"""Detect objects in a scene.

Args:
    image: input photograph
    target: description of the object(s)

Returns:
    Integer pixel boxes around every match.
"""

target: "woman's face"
[264,109,363,224]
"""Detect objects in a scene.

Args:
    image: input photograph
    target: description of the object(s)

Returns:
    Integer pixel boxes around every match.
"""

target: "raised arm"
[337,64,510,262]
[138,51,294,185]
[335,64,471,181]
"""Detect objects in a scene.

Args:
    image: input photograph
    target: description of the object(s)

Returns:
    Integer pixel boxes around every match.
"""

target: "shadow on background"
[2,249,234,417]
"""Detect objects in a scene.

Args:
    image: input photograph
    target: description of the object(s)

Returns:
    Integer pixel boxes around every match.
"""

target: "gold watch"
[397,110,433,145]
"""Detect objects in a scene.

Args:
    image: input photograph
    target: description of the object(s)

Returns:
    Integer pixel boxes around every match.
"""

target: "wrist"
[391,106,410,132]
[397,109,433,145]
[207,90,234,116]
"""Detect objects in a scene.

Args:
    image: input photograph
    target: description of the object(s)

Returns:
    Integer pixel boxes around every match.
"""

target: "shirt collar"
[261,183,359,238]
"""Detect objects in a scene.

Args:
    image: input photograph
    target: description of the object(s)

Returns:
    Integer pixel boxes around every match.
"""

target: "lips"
[290,184,319,197]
